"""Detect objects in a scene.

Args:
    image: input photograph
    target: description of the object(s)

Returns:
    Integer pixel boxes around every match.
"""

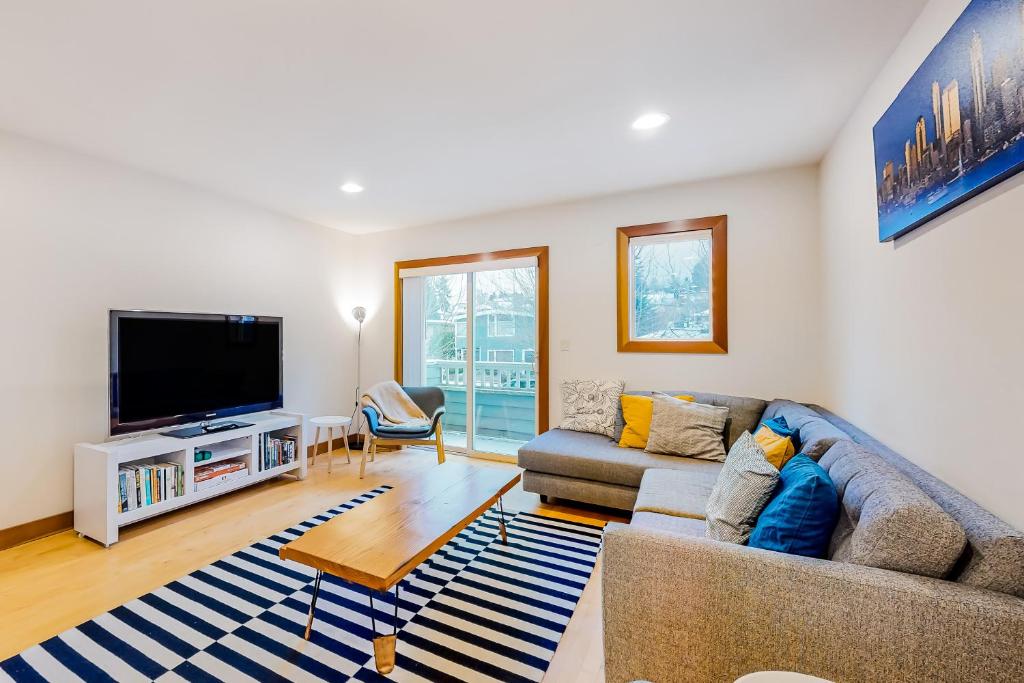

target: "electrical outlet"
[559,339,570,352]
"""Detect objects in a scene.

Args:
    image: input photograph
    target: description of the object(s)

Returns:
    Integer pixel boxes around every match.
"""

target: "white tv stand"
[74,411,306,547]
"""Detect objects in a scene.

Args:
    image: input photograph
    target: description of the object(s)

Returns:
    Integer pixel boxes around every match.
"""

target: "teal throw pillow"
[749,454,839,558]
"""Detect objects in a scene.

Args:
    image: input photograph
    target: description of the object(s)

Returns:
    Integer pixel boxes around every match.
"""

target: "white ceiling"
[0,1,926,234]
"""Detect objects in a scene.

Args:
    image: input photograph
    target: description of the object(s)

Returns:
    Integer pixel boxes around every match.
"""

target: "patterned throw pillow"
[560,379,625,438]
[645,397,729,461]
[705,432,780,544]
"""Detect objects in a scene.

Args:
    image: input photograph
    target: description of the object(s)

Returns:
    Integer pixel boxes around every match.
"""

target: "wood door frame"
[394,246,550,433]
[616,216,728,354]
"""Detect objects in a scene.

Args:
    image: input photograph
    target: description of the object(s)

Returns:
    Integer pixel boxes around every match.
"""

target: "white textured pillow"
[560,379,625,437]
[705,432,780,544]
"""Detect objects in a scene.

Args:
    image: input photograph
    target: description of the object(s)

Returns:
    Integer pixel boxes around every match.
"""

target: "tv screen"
[110,311,283,435]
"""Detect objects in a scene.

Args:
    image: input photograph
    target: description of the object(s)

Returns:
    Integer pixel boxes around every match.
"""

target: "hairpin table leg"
[498,496,508,545]
[304,570,323,640]
[369,583,400,674]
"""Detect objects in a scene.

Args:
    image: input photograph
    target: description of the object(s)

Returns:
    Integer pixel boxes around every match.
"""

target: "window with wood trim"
[616,216,727,354]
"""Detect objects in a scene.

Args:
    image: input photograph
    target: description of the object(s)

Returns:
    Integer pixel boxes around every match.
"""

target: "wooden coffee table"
[278,461,522,674]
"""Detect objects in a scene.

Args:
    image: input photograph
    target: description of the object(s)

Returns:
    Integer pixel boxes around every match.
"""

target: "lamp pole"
[350,306,367,447]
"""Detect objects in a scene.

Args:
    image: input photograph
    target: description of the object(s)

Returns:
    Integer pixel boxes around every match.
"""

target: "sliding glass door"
[399,251,545,457]
[470,266,537,455]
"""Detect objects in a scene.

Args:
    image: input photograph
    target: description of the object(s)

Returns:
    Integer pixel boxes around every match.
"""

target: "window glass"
[487,313,515,337]
[629,230,712,341]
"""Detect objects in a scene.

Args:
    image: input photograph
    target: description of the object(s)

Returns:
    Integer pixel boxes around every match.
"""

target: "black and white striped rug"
[0,486,603,682]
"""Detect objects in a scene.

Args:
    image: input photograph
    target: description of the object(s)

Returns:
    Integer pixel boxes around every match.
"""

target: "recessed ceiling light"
[631,112,670,130]
[340,182,364,193]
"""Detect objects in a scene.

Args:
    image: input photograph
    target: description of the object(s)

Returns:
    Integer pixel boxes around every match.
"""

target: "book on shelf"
[194,468,248,492]
[194,460,247,481]
[193,460,249,492]
[117,469,129,512]
[259,432,298,471]
[116,462,184,513]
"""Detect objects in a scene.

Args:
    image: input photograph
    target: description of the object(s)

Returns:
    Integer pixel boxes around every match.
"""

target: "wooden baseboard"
[0,511,74,551]
[307,435,401,457]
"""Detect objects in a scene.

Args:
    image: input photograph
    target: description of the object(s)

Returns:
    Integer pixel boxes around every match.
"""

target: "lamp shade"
[351,306,367,324]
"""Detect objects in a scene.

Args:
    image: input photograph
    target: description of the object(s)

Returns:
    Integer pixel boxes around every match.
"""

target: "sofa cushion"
[753,424,796,469]
[820,441,967,578]
[762,415,797,440]
[762,399,847,460]
[518,428,723,488]
[811,404,1024,598]
[618,393,694,449]
[560,378,624,437]
[630,511,706,537]
[634,468,715,519]
[749,454,839,558]
[705,432,780,544]
[646,398,729,461]
[614,390,766,448]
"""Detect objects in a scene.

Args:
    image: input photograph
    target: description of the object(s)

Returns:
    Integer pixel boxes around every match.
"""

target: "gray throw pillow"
[705,432,780,544]
[560,378,625,438]
[645,397,729,461]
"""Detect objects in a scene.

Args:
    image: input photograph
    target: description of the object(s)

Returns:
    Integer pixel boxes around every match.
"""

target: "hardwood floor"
[0,448,628,681]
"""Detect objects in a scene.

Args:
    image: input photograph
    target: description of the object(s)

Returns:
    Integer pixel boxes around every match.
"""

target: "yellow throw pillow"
[619,394,695,449]
[754,424,796,470]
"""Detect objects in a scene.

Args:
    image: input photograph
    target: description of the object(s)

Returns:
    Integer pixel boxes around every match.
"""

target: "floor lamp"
[349,306,367,449]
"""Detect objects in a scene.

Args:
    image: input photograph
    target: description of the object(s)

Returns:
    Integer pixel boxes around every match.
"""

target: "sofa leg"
[541,495,552,504]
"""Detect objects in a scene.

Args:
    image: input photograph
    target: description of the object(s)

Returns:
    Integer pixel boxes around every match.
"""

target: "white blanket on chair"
[361,380,430,427]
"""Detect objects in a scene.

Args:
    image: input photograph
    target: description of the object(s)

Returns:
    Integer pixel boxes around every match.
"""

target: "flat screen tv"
[110,311,283,436]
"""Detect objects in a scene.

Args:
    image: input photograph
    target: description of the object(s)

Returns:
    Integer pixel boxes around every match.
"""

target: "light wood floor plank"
[0,448,627,683]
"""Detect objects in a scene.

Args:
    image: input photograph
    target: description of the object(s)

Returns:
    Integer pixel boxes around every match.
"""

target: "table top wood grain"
[279,461,521,591]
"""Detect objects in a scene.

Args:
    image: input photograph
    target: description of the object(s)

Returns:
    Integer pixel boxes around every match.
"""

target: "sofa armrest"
[602,522,1024,683]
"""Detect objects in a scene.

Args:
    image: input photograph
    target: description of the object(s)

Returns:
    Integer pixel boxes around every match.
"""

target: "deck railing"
[427,359,536,392]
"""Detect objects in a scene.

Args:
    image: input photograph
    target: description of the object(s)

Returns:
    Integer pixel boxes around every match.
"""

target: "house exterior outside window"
[487,313,515,337]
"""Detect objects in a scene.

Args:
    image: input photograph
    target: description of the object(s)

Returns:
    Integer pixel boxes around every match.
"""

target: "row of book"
[259,433,298,471]
[194,460,249,492]
[117,463,184,513]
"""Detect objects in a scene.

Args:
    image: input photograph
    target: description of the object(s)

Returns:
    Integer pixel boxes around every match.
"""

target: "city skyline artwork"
[874,0,1024,241]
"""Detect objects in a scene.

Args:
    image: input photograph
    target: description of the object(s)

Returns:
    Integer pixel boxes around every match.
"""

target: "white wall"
[820,0,1024,528]
[353,165,825,426]
[0,131,356,529]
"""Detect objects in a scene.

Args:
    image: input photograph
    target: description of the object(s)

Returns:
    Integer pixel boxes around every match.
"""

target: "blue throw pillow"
[761,415,801,452]
[748,454,839,558]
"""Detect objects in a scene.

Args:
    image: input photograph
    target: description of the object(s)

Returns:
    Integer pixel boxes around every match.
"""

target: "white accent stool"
[310,416,352,473]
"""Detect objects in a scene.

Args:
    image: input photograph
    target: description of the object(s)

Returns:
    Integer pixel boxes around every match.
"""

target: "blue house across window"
[423,303,537,449]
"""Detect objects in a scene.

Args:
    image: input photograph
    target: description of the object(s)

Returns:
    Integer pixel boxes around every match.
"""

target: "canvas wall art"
[874,0,1024,241]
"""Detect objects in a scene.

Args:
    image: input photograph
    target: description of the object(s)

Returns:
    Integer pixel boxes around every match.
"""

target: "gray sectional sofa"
[516,390,1024,682]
